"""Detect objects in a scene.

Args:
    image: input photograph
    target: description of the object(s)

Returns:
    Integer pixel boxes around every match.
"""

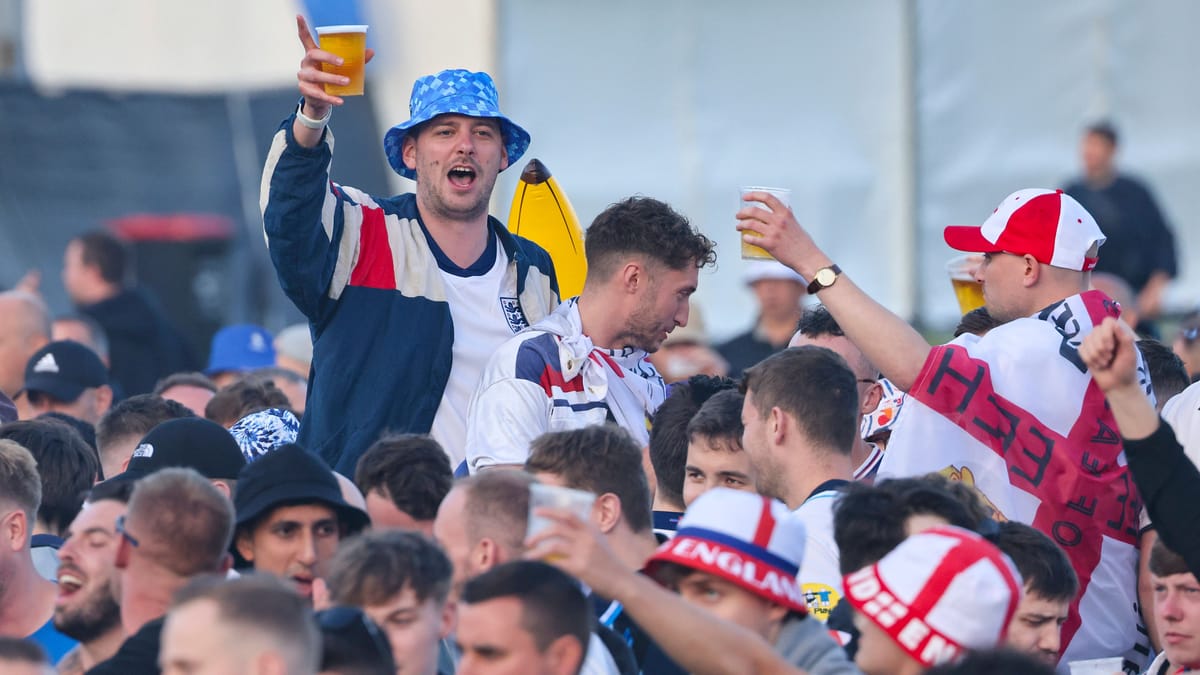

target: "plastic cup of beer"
[528,483,595,560]
[740,186,792,260]
[315,25,368,96]
[1066,657,1123,675]
[946,254,985,314]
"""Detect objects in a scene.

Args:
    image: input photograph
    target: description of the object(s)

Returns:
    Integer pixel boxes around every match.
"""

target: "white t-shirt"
[794,486,844,623]
[429,239,519,469]
[582,632,620,675]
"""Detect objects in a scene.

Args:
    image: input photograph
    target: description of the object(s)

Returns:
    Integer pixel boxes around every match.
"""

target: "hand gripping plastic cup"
[316,25,368,96]
[740,186,792,260]
[528,483,596,561]
[946,253,985,314]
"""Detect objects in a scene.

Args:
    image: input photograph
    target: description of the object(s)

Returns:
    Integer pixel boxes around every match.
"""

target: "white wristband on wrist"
[295,102,331,130]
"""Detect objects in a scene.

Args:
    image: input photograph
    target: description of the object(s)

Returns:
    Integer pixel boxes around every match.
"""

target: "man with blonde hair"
[160,575,321,675]
[0,440,76,661]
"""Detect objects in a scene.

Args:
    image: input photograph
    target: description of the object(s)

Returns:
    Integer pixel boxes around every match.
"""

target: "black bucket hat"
[233,443,370,538]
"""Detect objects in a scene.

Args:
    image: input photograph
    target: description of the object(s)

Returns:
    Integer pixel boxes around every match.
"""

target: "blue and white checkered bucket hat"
[383,69,530,180]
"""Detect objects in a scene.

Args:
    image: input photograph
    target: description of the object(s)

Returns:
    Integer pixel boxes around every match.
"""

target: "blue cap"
[206,324,275,376]
[383,69,530,180]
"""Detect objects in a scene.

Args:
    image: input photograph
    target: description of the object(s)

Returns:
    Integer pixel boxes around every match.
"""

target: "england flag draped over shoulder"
[877,289,1153,669]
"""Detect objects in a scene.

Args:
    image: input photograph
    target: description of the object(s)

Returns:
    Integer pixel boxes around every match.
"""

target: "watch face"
[807,265,840,294]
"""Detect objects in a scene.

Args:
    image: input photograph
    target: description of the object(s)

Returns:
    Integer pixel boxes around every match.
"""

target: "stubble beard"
[621,296,668,353]
[418,166,498,225]
[54,581,122,643]
[750,450,789,506]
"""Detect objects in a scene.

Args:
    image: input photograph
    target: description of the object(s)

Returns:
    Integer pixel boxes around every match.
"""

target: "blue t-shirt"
[28,617,78,663]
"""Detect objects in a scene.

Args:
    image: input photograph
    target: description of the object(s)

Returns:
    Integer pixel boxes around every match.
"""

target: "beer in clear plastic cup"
[947,254,985,314]
[316,25,368,96]
[528,483,595,562]
[740,186,791,260]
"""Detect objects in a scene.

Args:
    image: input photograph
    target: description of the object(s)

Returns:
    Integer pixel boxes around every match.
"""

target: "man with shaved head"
[87,468,235,674]
[0,290,51,402]
[159,575,320,675]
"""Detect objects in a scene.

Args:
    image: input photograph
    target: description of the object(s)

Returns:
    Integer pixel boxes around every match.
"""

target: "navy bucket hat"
[233,443,369,543]
[383,69,530,180]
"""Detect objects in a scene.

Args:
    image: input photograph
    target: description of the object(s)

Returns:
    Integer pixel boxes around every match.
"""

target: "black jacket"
[86,617,163,675]
[1125,419,1200,578]
[80,288,197,397]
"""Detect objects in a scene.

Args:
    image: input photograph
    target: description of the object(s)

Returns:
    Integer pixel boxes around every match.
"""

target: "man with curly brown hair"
[466,197,716,472]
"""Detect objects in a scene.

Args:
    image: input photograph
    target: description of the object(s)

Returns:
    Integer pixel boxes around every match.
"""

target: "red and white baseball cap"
[843,526,1021,667]
[645,487,808,613]
[943,189,1105,271]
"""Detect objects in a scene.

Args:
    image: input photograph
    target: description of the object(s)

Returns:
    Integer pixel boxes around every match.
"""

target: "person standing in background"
[62,230,197,397]
[717,261,806,378]
[1064,121,1178,336]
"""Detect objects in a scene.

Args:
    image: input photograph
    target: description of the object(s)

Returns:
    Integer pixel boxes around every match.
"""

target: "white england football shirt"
[794,482,846,622]
[429,238,520,469]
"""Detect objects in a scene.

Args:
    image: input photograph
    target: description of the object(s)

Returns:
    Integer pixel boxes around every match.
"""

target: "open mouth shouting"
[447,163,478,190]
[56,565,87,606]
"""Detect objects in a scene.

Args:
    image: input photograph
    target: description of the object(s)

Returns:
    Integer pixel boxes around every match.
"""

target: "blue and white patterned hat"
[383,69,530,179]
[229,408,300,463]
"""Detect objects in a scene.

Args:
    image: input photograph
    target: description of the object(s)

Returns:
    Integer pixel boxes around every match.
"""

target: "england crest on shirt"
[499,297,529,333]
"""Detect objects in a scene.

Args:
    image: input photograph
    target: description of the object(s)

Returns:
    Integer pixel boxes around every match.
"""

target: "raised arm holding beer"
[260,16,559,476]
[737,188,1153,666]
[293,16,374,148]
[736,191,931,391]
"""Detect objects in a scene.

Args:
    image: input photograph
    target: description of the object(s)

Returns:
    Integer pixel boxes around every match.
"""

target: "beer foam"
[315,25,368,34]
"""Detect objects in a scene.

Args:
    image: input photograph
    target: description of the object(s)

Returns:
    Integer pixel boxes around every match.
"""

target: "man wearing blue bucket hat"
[260,17,560,476]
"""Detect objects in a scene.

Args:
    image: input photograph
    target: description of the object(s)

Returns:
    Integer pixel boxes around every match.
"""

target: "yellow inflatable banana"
[508,159,587,299]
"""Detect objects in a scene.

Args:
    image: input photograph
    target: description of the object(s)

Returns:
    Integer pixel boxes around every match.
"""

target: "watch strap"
[806,264,843,294]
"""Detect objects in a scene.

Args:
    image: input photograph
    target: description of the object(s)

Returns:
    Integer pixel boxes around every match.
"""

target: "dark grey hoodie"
[775,614,861,675]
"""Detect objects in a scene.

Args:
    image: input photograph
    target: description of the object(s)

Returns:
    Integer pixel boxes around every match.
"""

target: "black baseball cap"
[22,340,108,402]
[119,417,247,482]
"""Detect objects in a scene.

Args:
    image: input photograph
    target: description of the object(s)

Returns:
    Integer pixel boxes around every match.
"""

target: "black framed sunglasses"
[115,514,139,548]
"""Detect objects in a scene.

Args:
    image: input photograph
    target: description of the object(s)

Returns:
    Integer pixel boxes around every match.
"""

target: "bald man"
[0,291,51,401]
